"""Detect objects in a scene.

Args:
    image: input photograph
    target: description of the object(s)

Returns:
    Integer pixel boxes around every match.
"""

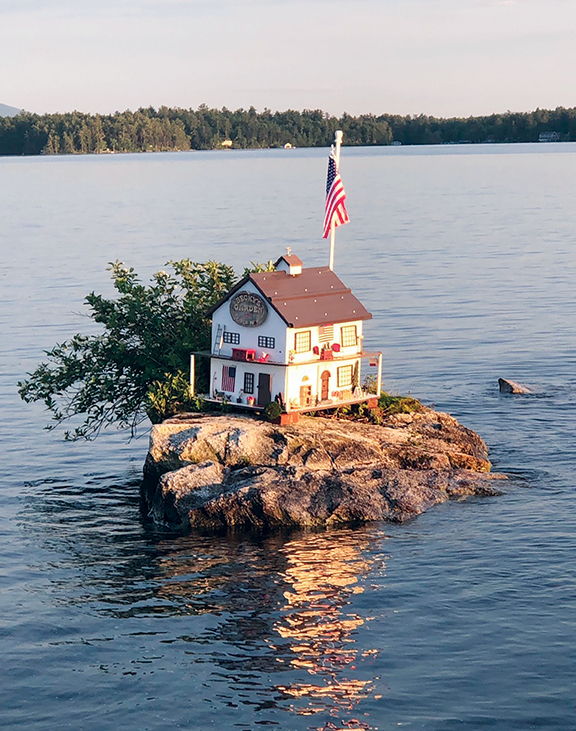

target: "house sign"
[229,291,268,328]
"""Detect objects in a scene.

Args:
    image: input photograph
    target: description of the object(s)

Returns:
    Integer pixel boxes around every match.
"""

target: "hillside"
[0,103,21,117]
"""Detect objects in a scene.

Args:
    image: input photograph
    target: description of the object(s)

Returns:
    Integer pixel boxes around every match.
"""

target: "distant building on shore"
[539,131,560,143]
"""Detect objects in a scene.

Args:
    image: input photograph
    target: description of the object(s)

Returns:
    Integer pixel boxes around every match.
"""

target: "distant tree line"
[1,105,576,155]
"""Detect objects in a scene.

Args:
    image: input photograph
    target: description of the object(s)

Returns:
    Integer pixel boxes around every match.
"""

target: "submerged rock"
[141,409,504,531]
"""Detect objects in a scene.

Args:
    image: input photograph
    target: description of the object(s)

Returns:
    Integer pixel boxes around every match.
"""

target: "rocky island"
[141,407,504,531]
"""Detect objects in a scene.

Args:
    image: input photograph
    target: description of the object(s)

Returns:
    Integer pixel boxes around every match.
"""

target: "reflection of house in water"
[151,529,383,724]
[272,531,382,719]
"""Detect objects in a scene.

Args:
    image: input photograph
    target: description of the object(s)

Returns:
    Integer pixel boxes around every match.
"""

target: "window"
[340,325,357,348]
[244,372,254,394]
[258,336,275,349]
[223,331,240,344]
[337,365,353,388]
[294,330,312,353]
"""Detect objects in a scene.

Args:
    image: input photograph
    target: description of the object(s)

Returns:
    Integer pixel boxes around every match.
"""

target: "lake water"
[2,143,576,730]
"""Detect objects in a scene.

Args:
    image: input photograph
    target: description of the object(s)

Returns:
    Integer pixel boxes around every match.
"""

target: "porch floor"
[202,394,378,414]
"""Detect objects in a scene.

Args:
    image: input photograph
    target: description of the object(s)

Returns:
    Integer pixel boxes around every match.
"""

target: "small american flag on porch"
[222,365,236,392]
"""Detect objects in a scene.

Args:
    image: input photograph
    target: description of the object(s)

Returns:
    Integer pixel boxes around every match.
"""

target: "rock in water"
[141,409,504,531]
[499,378,531,394]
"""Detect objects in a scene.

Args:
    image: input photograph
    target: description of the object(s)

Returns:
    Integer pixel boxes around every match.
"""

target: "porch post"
[190,354,195,397]
[376,353,383,396]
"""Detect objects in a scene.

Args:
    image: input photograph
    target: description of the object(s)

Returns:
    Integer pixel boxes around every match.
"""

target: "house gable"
[210,279,288,362]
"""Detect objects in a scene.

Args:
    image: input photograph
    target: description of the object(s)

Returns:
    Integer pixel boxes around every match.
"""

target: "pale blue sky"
[1,0,575,117]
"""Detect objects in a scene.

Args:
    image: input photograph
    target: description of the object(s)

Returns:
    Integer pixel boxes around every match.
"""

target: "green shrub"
[378,392,422,415]
[145,371,205,423]
[330,391,422,425]
[264,401,282,422]
[18,259,236,439]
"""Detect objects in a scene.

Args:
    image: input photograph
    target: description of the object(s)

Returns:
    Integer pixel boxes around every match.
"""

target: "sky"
[1,0,575,118]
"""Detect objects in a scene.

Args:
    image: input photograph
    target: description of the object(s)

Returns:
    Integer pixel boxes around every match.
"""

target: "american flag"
[322,148,349,239]
[222,365,236,392]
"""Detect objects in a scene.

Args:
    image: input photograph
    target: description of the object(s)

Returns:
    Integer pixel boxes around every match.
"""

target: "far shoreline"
[2,138,576,161]
[2,104,575,157]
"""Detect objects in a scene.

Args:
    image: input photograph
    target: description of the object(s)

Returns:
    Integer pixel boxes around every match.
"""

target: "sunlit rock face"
[142,411,503,531]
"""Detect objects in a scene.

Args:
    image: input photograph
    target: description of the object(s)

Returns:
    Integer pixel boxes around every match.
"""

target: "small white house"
[195,254,381,415]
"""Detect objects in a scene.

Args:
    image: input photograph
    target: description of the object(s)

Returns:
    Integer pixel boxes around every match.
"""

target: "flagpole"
[329,130,343,271]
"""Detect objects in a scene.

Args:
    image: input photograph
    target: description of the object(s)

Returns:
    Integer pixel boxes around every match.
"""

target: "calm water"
[2,144,576,730]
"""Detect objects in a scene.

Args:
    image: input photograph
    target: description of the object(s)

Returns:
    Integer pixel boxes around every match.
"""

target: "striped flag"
[322,148,350,239]
[222,365,236,392]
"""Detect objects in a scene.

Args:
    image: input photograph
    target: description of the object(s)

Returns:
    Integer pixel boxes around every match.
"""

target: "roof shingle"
[250,266,372,328]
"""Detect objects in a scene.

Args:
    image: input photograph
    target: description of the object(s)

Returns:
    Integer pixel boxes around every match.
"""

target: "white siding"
[211,281,288,364]
[284,356,361,410]
[286,319,364,364]
[210,358,288,405]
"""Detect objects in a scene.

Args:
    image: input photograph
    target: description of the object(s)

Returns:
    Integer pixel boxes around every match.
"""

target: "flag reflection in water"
[272,529,384,725]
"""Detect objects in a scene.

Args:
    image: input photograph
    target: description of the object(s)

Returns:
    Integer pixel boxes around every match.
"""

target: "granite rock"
[141,409,504,531]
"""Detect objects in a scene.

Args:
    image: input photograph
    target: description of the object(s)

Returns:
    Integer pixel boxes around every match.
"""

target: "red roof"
[209,266,372,328]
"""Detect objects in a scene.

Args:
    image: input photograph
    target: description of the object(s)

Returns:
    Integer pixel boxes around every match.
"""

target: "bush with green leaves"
[263,401,282,422]
[377,392,422,416]
[18,259,237,439]
[334,392,422,424]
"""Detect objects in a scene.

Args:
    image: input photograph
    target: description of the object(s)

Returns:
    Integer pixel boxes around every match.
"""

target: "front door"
[299,385,312,407]
[321,370,330,401]
[257,373,272,406]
